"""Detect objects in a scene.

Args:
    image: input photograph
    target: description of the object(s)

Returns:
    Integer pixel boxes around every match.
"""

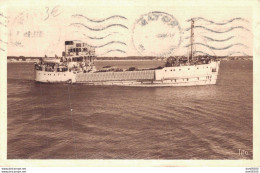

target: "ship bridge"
[64,41,95,57]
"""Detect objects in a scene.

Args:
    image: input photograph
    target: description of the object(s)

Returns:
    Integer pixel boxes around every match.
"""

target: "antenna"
[189,18,194,62]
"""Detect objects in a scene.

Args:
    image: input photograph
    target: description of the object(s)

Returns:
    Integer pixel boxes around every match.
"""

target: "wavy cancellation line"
[82,32,121,40]
[0,13,7,19]
[71,14,127,23]
[185,25,250,33]
[72,40,127,49]
[0,39,8,44]
[72,31,122,40]
[184,36,235,42]
[0,21,7,27]
[98,49,126,56]
[194,50,249,57]
[185,43,248,50]
[193,51,215,56]
[69,23,128,31]
[186,17,249,25]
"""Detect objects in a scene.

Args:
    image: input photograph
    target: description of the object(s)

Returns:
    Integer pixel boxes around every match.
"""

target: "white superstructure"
[34,19,221,86]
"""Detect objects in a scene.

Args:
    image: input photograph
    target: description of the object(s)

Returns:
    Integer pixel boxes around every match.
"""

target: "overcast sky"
[5,1,253,57]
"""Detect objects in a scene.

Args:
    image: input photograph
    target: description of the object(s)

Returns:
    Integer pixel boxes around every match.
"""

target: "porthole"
[179,69,181,71]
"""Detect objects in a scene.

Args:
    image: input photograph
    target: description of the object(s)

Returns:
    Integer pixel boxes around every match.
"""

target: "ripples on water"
[7,60,253,159]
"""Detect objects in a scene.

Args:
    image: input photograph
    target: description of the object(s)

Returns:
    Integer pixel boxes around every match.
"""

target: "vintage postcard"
[0,0,260,167]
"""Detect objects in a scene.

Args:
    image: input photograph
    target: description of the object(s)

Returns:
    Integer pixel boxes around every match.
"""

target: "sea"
[7,60,253,159]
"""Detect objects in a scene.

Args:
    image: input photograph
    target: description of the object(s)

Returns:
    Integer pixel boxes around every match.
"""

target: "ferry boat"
[34,20,220,86]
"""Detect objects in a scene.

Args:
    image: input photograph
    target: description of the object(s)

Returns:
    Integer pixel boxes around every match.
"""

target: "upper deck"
[64,41,95,57]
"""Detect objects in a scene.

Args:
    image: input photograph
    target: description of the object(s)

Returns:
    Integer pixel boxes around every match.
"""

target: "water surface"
[7,60,253,159]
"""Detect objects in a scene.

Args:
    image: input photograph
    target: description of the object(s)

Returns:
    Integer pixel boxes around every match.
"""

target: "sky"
[2,0,254,57]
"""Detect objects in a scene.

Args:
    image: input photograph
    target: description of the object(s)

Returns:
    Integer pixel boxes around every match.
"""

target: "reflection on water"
[7,60,253,159]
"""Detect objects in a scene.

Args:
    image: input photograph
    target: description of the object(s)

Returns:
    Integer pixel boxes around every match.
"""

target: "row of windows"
[168,77,206,82]
[68,48,89,52]
[41,73,66,76]
[165,66,209,72]
[75,43,88,47]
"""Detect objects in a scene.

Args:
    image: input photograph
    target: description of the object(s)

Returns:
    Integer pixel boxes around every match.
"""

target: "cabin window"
[173,69,175,71]
[165,70,167,72]
[170,69,172,71]
[187,78,189,81]
[197,67,199,69]
[179,69,181,71]
[76,43,81,47]
[188,68,190,70]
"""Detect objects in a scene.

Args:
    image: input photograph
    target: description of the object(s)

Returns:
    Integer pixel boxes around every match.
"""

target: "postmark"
[132,11,181,57]
[8,7,63,55]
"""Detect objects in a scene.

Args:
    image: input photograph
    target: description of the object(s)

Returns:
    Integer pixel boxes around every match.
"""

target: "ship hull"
[35,61,220,87]
[35,71,76,83]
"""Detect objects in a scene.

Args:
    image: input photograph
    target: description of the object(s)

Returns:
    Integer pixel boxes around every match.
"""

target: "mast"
[189,18,194,62]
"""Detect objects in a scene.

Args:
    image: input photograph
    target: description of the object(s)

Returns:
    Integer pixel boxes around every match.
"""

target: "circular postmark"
[132,11,181,57]
[9,7,63,56]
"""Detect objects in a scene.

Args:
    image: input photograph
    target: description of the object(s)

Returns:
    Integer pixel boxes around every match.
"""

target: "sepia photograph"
[0,0,260,167]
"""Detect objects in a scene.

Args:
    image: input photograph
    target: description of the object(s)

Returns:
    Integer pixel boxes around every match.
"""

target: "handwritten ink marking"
[44,5,63,21]
[43,7,50,21]
[51,5,62,17]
